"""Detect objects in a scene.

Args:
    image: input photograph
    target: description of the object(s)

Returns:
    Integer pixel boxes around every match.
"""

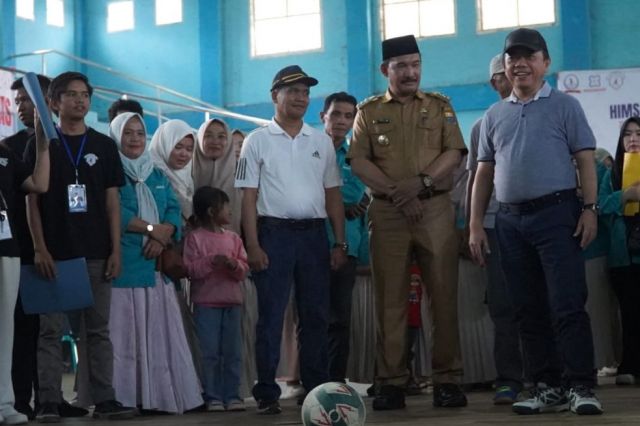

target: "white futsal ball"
[301,382,366,426]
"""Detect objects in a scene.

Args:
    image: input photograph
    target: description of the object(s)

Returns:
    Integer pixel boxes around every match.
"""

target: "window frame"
[155,0,183,26]
[107,0,135,33]
[16,0,35,20]
[250,0,324,58]
[380,0,457,41]
[476,0,556,33]
[46,0,65,27]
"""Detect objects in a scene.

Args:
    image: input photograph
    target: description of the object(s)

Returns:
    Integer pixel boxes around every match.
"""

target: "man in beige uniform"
[348,35,467,410]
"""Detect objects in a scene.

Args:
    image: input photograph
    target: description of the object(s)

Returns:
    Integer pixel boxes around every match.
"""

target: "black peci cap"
[271,65,318,91]
[382,35,420,61]
[503,28,549,55]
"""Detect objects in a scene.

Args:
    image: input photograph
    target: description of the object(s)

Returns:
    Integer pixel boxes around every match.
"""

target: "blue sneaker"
[494,385,518,405]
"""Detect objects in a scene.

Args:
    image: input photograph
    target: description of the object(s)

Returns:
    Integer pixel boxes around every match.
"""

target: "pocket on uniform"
[369,123,396,159]
[417,119,442,149]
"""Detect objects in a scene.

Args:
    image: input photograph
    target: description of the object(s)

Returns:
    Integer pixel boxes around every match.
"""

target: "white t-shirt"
[234,120,342,219]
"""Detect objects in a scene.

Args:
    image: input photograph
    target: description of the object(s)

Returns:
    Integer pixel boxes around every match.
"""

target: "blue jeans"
[495,197,595,388]
[251,219,330,402]
[194,305,242,404]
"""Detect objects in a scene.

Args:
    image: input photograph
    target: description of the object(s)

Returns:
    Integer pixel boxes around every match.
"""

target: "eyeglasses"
[62,91,90,100]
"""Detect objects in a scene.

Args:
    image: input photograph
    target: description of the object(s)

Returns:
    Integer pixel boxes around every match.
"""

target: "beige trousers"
[369,194,463,386]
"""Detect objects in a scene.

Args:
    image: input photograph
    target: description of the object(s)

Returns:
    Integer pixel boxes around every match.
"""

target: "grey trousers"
[37,259,115,404]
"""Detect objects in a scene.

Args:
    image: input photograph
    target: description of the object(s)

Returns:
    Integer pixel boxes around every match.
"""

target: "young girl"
[183,186,249,412]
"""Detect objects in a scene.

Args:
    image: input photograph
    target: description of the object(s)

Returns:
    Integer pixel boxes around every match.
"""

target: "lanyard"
[57,127,88,184]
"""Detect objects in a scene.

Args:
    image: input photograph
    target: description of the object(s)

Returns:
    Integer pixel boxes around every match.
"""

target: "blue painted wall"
[4,0,640,140]
[591,0,640,70]
[82,0,204,122]
[2,0,77,75]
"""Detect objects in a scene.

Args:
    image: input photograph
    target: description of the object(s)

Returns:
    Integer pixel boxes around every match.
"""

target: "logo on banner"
[608,72,625,90]
[589,75,602,88]
[563,74,579,90]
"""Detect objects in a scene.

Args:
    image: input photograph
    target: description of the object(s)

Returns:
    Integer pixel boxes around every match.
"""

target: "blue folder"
[19,257,94,314]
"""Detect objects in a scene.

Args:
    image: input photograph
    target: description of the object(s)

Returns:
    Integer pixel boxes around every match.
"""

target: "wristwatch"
[146,223,154,234]
[333,242,349,252]
[419,174,434,190]
[582,203,600,214]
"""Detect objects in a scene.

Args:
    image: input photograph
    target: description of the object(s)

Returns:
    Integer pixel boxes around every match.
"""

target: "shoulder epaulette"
[357,95,382,110]
[425,92,451,103]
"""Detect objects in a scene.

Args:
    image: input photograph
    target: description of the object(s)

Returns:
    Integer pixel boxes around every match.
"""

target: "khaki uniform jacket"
[347,89,466,191]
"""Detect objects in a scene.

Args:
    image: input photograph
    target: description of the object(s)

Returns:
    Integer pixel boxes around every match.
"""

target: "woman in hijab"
[193,118,257,397]
[108,113,202,414]
[193,119,242,233]
[149,119,196,225]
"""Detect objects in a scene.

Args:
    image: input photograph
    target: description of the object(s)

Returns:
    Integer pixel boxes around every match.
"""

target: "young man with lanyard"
[25,72,135,422]
[469,28,602,415]
[0,98,50,426]
[320,91,368,384]
[235,65,347,414]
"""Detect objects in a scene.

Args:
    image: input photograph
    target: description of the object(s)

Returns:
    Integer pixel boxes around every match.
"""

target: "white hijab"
[109,112,158,245]
[193,118,242,234]
[149,119,197,220]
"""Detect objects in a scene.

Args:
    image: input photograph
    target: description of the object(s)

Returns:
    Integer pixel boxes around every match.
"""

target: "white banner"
[558,67,640,157]
[0,70,17,139]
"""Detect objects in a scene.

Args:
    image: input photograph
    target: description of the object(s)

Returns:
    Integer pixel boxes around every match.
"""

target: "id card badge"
[0,211,12,241]
[67,184,88,213]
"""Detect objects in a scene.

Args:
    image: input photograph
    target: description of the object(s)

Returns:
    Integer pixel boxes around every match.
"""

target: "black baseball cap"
[271,65,318,91]
[503,28,549,55]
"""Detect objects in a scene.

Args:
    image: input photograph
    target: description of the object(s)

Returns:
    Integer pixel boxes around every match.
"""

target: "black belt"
[499,189,576,215]
[258,216,324,229]
[372,190,447,202]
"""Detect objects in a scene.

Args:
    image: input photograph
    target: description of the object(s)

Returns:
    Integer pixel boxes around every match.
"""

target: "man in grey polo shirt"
[466,54,524,405]
[469,28,602,416]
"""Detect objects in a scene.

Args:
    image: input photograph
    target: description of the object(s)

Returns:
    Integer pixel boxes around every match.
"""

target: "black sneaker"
[372,385,406,411]
[92,400,136,420]
[59,400,89,417]
[297,393,308,406]
[256,399,281,415]
[36,402,61,423]
[433,383,467,407]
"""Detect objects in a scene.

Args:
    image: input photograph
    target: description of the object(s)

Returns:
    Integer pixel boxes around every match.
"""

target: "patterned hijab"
[149,119,197,220]
[109,112,158,245]
[193,118,242,233]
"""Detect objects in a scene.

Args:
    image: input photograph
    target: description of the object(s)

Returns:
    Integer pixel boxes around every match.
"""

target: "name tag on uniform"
[67,184,88,213]
[0,210,12,241]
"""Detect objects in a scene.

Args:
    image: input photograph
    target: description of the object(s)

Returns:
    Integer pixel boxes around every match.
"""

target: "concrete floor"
[56,377,640,426]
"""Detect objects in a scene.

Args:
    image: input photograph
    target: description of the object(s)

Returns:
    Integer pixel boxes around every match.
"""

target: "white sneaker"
[0,406,28,425]
[569,386,603,415]
[281,384,305,400]
[597,366,617,377]
[226,400,246,412]
[512,383,569,415]
[205,401,225,412]
[615,374,635,385]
